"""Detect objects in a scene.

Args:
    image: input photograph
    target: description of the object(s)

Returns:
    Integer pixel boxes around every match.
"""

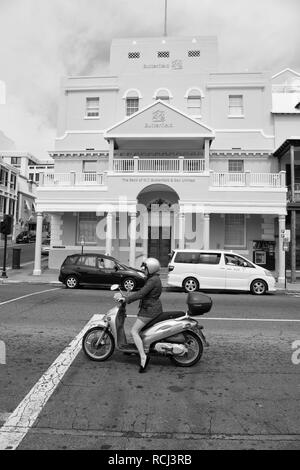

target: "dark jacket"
[124,273,163,318]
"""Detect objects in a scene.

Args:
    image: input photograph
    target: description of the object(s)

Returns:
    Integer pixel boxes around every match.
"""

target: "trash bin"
[12,248,21,269]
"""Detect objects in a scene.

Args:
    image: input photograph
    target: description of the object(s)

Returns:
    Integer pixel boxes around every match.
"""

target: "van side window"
[225,254,253,268]
[199,253,221,264]
[174,252,200,263]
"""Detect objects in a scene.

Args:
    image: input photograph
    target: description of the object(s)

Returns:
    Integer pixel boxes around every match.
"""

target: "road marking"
[0,314,102,450]
[0,288,61,307]
[125,314,300,322]
[202,317,300,322]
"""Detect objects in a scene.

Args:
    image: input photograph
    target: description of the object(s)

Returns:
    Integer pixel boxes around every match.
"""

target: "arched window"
[186,88,202,116]
[154,88,172,103]
[124,89,140,116]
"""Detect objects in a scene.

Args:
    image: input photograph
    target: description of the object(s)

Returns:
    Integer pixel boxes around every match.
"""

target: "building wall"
[54,37,274,155]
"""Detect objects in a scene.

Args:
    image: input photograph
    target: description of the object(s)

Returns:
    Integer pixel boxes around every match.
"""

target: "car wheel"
[122,277,136,291]
[183,277,199,293]
[65,275,79,289]
[250,279,267,295]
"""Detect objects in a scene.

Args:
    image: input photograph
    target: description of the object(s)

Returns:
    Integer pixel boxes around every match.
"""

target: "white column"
[178,212,185,249]
[171,211,176,250]
[204,138,210,172]
[203,213,210,249]
[129,212,137,267]
[108,139,114,172]
[278,215,286,286]
[33,212,43,275]
[105,212,113,255]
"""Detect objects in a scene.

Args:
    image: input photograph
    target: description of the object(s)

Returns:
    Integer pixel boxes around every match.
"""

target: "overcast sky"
[0,0,299,159]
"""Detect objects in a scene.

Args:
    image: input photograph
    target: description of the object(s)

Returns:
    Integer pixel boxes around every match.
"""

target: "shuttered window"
[225,214,246,247]
[229,95,243,116]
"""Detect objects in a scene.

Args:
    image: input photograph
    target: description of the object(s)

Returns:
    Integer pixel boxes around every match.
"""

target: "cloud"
[0,0,299,158]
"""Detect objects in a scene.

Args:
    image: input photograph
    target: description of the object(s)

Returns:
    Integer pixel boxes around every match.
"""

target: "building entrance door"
[148,226,171,267]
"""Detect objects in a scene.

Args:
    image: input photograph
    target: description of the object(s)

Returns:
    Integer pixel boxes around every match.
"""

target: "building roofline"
[104,99,215,137]
[272,68,300,79]
[273,138,300,157]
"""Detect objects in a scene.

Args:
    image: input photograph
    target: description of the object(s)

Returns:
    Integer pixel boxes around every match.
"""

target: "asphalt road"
[0,285,299,451]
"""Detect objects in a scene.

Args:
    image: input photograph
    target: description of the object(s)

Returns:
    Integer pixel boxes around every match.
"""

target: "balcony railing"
[41,172,105,187]
[211,171,286,188]
[113,157,206,173]
[40,169,286,190]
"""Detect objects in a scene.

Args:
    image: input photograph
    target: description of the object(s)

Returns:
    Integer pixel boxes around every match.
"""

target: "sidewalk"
[1,260,300,293]
[0,260,61,286]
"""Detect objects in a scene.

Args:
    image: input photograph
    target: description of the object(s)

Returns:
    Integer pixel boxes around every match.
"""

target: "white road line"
[126,314,300,322]
[202,317,300,322]
[0,288,61,307]
[0,314,102,450]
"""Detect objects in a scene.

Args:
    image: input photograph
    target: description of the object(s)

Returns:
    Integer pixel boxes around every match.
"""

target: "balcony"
[112,157,206,173]
[40,172,106,187]
[210,171,286,188]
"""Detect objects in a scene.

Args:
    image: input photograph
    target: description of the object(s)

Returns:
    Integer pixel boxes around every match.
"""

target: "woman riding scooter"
[115,257,162,373]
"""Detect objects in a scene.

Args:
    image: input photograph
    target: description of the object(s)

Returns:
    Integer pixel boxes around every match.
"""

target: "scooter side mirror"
[110,284,120,291]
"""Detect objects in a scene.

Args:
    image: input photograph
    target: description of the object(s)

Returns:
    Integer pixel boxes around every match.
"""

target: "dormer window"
[154,88,171,103]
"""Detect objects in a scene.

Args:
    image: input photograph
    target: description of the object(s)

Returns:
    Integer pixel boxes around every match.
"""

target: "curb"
[1,278,300,294]
[0,279,62,286]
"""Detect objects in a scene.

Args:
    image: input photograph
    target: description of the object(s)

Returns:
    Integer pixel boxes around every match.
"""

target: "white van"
[167,250,276,295]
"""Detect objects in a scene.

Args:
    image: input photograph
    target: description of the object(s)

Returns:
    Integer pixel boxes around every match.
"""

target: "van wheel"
[250,279,267,295]
[183,277,199,293]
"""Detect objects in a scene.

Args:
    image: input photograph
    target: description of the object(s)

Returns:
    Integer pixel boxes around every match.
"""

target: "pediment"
[104,100,214,139]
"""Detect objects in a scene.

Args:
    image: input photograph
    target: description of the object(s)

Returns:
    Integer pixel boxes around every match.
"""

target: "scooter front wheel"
[170,331,203,367]
[82,327,115,361]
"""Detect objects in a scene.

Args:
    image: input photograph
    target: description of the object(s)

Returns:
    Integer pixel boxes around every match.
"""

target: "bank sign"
[143,60,183,70]
[145,110,174,129]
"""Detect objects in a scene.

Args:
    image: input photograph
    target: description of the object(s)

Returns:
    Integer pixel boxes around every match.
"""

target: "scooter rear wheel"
[82,327,115,361]
[170,331,203,367]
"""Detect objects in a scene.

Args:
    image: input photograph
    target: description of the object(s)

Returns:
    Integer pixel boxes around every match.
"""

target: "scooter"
[82,284,211,367]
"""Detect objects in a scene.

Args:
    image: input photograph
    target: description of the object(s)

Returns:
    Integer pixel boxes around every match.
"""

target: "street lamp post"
[80,236,85,255]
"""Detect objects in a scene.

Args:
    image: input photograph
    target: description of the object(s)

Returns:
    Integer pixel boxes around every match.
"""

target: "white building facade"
[0,152,54,239]
[35,36,288,283]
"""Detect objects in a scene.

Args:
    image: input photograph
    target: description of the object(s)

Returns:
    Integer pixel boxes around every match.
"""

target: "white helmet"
[142,257,161,274]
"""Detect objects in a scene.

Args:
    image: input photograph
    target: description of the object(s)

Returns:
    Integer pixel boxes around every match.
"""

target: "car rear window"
[174,252,200,264]
[199,253,221,265]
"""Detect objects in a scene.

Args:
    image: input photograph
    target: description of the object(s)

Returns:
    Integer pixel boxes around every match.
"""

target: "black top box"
[187,292,212,316]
